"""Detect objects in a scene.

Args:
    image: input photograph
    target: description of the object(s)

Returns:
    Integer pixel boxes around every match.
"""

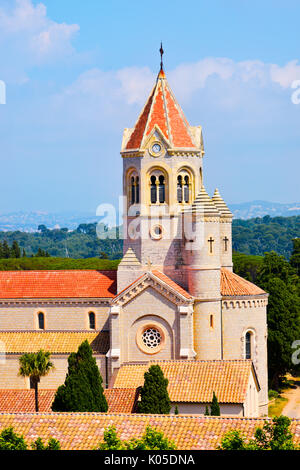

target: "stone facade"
[0,61,269,418]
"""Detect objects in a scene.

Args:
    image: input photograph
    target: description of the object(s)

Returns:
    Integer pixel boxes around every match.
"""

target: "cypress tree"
[174,405,179,415]
[2,240,10,259]
[210,391,220,416]
[138,365,171,414]
[51,340,108,412]
[204,405,210,416]
[11,241,21,258]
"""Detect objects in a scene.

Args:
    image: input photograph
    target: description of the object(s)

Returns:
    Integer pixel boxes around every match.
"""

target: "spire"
[124,50,198,151]
[158,42,166,79]
[212,188,233,218]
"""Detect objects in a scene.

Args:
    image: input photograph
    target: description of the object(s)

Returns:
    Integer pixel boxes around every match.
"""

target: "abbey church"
[0,59,269,417]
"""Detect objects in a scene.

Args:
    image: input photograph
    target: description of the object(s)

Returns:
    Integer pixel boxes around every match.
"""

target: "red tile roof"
[104,388,139,413]
[0,331,109,354]
[0,388,138,414]
[125,72,197,150]
[221,268,266,296]
[113,360,255,403]
[0,413,298,450]
[151,270,193,299]
[0,270,117,299]
[0,390,55,413]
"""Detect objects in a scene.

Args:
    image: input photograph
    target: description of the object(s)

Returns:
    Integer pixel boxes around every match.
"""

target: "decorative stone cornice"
[0,298,112,307]
[113,272,193,307]
[222,297,268,309]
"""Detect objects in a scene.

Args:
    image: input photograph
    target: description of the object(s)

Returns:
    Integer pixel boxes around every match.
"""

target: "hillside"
[0,215,298,260]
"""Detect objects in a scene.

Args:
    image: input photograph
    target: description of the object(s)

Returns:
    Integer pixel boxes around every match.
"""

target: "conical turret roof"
[124,68,198,151]
[119,248,141,267]
[212,188,233,218]
[184,186,220,216]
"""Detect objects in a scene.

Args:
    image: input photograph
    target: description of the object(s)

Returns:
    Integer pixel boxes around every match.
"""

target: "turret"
[184,186,221,298]
[212,188,233,271]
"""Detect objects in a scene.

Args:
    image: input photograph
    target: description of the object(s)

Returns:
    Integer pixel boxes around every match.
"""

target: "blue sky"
[0,0,300,214]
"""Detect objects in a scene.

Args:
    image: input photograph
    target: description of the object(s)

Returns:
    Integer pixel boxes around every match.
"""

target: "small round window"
[136,324,165,354]
[142,327,161,349]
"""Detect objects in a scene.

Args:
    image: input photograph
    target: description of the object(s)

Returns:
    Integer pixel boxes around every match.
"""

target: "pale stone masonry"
[0,60,269,417]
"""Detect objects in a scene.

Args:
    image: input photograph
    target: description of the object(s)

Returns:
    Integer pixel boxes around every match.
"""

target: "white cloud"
[0,0,79,67]
[270,60,300,88]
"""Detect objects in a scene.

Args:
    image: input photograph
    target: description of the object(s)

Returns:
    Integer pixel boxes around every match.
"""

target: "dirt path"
[281,386,300,418]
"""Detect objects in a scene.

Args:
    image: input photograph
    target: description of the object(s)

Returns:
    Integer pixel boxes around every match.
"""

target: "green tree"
[174,405,179,415]
[97,425,176,450]
[290,238,300,275]
[11,240,21,258]
[219,416,298,450]
[19,350,54,412]
[2,240,10,259]
[210,392,220,416]
[138,365,171,414]
[51,340,108,412]
[31,437,61,450]
[204,405,210,416]
[0,427,27,450]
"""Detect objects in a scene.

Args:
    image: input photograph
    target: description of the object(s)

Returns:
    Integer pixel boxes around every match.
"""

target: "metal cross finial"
[159,42,164,70]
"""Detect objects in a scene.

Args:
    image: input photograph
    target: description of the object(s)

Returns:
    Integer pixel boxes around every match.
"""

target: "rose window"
[142,328,161,349]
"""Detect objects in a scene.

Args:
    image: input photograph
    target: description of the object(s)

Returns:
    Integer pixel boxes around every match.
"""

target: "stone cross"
[208,237,214,254]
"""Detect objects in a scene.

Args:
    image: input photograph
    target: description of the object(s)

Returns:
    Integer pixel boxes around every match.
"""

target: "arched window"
[245,331,251,359]
[150,175,157,203]
[38,312,44,330]
[128,171,139,206]
[177,169,192,203]
[158,175,165,203]
[135,176,140,204]
[177,175,183,203]
[183,175,189,203]
[131,176,135,205]
[149,169,168,204]
[89,312,96,330]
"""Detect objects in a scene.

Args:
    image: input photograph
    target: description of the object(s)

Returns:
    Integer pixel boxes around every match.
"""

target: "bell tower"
[118,46,205,292]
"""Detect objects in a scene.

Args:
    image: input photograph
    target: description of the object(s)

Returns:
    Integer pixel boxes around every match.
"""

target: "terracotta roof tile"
[113,360,254,403]
[0,270,117,299]
[0,331,109,354]
[0,390,56,412]
[151,270,193,299]
[0,388,138,414]
[125,72,197,151]
[221,268,266,296]
[0,413,298,450]
[104,388,139,413]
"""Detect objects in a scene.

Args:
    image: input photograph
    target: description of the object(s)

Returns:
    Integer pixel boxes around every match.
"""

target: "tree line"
[0,215,298,260]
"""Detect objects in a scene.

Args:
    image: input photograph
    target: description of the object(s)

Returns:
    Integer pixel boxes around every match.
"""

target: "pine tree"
[51,340,108,412]
[138,365,171,414]
[11,241,21,258]
[2,240,10,259]
[210,392,220,416]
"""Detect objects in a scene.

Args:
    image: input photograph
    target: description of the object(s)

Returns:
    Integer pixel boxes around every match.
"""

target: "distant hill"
[0,215,298,260]
[0,211,99,232]
[0,201,299,232]
[228,200,300,220]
